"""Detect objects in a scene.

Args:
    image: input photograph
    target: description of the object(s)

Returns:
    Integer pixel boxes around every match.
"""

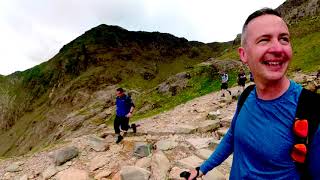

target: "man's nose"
[268,39,284,54]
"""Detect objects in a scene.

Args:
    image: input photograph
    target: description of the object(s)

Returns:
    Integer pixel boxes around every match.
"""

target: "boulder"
[51,146,79,166]
[154,139,178,151]
[120,166,151,180]
[197,120,220,133]
[133,142,152,158]
[6,162,23,172]
[86,135,109,152]
[135,157,152,169]
[151,151,170,180]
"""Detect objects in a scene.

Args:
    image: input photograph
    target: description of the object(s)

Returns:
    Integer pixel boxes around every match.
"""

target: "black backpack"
[236,85,320,180]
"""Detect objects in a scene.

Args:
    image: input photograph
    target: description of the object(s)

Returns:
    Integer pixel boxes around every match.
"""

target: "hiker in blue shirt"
[114,88,136,143]
[185,8,320,180]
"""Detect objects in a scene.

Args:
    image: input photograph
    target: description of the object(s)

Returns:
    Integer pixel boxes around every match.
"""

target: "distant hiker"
[237,69,247,92]
[114,88,136,143]
[184,8,320,179]
[249,71,254,82]
[220,71,231,97]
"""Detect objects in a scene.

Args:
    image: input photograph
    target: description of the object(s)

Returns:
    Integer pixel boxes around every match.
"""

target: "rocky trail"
[0,72,318,180]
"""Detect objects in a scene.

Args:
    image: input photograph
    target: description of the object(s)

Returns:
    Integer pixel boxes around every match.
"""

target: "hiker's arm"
[126,97,135,118]
[199,128,234,174]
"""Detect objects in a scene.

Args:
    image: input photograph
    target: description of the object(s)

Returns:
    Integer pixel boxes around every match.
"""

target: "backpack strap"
[237,84,255,113]
[293,88,320,179]
[295,88,320,142]
[231,85,255,132]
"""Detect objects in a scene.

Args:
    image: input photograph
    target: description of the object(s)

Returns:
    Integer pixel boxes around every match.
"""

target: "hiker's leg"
[114,116,123,143]
[114,116,121,134]
[131,123,137,133]
[120,117,130,136]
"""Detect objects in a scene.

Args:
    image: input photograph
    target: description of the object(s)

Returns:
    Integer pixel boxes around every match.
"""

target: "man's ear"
[238,47,247,64]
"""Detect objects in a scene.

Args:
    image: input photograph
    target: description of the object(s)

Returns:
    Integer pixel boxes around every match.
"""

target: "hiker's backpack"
[236,85,320,180]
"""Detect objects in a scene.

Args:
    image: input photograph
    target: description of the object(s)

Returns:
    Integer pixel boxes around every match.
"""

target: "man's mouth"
[262,61,284,66]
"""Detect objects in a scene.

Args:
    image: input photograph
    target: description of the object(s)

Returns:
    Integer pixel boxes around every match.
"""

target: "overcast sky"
[0,0,286,75]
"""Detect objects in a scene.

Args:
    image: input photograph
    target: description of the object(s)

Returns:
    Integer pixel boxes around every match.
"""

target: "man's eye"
[280,37,290,44]
[258,39,268,43]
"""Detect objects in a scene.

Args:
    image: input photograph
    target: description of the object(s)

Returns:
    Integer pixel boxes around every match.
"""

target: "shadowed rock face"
[277,0,320,23]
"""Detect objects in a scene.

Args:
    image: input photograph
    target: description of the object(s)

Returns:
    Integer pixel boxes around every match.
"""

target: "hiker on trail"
[220,71,231,97]
[114,88,136,143]
[237,69,247,92]
[184,8,320,179]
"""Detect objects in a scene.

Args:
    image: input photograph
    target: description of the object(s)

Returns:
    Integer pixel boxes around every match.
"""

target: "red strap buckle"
[293,119,308,138]
[291,144,307,163]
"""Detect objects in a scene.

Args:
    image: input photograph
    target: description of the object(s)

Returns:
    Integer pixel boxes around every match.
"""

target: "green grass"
[290,31,320,72]
[105,64,237,126]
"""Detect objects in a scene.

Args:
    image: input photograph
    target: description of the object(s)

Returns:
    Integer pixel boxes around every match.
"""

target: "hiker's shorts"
[114,115,130,134]
[221,82,228,90]
[238,79,246,87]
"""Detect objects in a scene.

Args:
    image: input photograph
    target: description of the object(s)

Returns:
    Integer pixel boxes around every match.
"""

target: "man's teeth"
[263,61,282,65]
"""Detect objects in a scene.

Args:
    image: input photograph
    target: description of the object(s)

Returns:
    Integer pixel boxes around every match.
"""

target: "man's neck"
[255,77,291,100]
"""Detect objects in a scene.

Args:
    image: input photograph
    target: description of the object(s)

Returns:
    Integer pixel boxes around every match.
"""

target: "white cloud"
[0,0,285,75]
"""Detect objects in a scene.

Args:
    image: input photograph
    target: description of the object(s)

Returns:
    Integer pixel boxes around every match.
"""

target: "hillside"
[0,25,235,157]
[0,83,240,179]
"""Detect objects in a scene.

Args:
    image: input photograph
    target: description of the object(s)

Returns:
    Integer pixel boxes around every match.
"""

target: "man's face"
[238,15,292,84]
[116,90,124,97]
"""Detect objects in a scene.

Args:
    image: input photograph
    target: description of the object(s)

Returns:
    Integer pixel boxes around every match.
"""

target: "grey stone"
[135,157,151,169]
[87,135,108,152]
[197,120,220,133]
[120,166,151,180]
[155,139,178,151]
[6,162,22,172]
[134,142,152,158]
[52,146,79,166]
[174,124,197,134]
[151,151,170,180]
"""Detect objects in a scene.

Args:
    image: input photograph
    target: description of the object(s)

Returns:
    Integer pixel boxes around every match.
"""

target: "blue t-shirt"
[200,80,320,179]
[116,95,134,117]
